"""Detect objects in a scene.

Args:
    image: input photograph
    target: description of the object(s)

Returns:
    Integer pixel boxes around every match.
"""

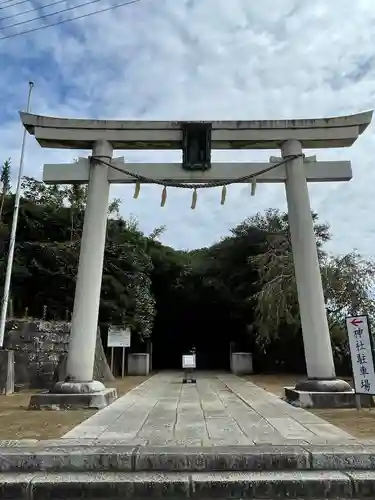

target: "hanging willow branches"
[244,209,375,343]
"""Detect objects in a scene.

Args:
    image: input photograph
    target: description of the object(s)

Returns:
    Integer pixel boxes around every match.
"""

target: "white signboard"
[182,354,196,369]
[108,327,131,348]
[346,315,375,395]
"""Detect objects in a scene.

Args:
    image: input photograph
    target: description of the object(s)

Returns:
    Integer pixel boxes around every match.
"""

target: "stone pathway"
[63,372,358,445]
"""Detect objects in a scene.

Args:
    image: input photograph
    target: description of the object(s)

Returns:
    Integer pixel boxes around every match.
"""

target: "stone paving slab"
[3,443,375,473]
[63,372,358,445]
[0,470,370,499]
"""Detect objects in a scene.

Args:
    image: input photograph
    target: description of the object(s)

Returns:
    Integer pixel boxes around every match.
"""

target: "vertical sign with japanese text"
[346,315,375,395]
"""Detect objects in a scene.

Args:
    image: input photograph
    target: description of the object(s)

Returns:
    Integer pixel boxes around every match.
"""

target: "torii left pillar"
[30,140,118,409]
[57,140,113,391]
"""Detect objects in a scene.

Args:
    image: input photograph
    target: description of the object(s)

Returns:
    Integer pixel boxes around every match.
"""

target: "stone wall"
[4,320,114,390]
[4,320,69,390]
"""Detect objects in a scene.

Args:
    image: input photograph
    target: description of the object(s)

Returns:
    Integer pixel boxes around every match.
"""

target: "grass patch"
[0,376,149,440]
[246,374,375,439]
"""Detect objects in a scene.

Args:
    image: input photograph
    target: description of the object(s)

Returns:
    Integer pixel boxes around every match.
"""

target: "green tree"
[0,175,156,338]
[322,251,375,327]
[149,225,166,241]
[0,159,11,222]
[67,184,87,240]
[244,208,375,371]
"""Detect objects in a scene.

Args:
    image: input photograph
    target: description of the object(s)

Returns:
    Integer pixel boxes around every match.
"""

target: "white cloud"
[1,0,375,255]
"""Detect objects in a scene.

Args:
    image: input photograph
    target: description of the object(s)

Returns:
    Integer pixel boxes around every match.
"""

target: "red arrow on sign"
[350,318,363,327]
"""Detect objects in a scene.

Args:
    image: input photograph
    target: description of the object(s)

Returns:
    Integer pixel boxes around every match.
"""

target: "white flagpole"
[0,81,34,347]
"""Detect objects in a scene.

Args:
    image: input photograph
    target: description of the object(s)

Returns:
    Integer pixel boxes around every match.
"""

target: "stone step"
[1,443,375,472]
[1,470,375,498]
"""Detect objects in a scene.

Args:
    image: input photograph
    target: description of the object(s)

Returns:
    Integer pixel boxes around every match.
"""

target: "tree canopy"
[1,159,375,373]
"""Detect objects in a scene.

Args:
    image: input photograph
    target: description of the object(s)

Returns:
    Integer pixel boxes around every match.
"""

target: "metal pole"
[355,393,362,412]
[110,347,114,374]
[121,347,125,378]
[0,81,34,347]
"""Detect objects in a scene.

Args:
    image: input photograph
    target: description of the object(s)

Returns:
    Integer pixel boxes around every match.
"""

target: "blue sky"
[1,0,375,256]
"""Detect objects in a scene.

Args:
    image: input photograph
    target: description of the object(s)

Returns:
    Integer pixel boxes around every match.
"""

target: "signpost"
[346,315,375,410]
[182,353,196,384]
[108,326,131,377]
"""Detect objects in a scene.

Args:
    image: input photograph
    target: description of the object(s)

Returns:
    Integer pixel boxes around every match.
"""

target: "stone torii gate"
[20,111,372,409]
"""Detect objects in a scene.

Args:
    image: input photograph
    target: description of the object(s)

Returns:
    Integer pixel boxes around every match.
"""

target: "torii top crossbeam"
[20,111,372,150]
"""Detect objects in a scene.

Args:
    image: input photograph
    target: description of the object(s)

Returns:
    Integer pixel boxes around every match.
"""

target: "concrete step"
[0,442,375,472]
[1,470,375,498]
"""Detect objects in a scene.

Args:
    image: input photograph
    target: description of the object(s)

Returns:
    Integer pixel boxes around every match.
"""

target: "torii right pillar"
[282,139,354,405]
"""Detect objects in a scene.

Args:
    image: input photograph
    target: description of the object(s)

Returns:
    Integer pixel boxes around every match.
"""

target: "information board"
[182,354,196,369]
[108,327,131,348]
[346,315,375,395]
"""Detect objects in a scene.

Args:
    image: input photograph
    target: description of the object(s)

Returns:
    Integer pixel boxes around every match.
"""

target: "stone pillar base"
[284,377,370,409]
[53,380,106,394]
[294,378,352,392]
[28,379,117,410]
[284,386,374,409]
[28,387,117,410]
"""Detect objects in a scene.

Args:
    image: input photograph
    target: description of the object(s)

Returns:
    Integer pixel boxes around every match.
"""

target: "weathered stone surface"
[346,470,375,498]
[308,444,375,469]
[0,446,135,472]
[2,468,375,499]
[135,445,309,472]
[5,442,375,474]
[0,440,38,447]
[304,423,353,441]
[191,470,352,498]
[37,439,97,447]
[28,388,117,410]
[266,417,315,440]
[0,472,34,499]
[4,320,114,390]
[53,380,106,394]
[4,320,71,390]
[295,378,352,392]
[63,372,360,446]
[285,386,374,408]
[30,472,190,499]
